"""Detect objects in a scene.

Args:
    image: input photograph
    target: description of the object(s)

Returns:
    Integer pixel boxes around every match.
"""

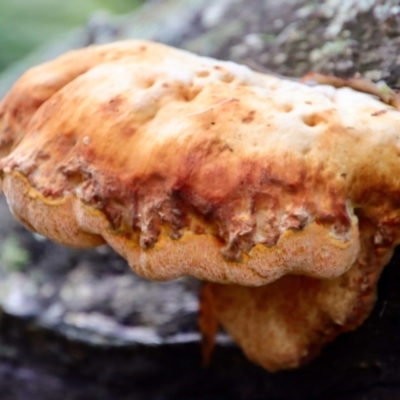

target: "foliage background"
[0,0,143,71]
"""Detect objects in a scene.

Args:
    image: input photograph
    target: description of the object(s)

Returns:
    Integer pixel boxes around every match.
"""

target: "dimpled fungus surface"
[2,40,400,370]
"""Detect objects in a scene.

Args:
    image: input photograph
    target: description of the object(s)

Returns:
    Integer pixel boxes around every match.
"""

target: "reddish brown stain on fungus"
[242,110,256,123]
[122,127,137,138]
[1,40,400,372]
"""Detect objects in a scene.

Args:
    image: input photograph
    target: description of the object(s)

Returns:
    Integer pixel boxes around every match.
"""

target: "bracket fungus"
[1,40,400,371]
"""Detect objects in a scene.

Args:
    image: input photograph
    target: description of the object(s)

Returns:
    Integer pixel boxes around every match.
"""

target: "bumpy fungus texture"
[1,40,400,371]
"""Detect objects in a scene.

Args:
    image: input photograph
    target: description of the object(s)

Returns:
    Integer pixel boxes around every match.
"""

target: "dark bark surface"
[1,0,400,399]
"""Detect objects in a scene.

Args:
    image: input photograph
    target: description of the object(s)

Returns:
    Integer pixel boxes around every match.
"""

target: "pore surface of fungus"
[1,40,400,371]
